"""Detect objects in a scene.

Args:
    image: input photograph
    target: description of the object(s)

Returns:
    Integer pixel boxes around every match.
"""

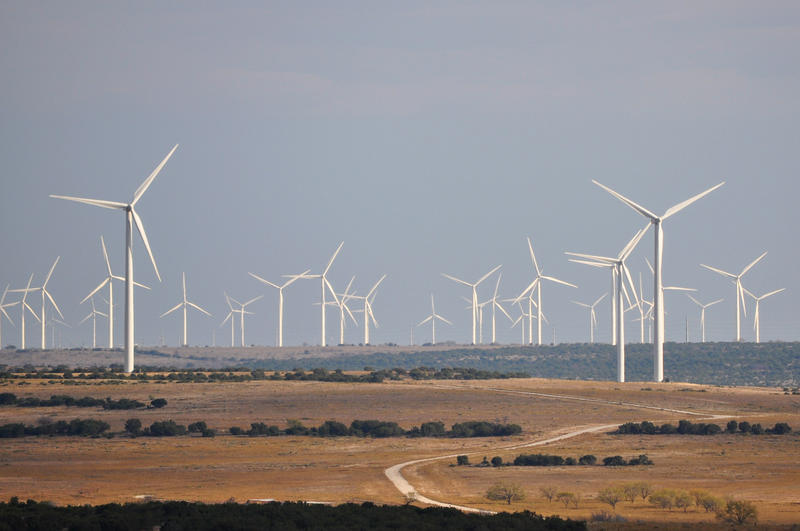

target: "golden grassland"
[0,377,798,528]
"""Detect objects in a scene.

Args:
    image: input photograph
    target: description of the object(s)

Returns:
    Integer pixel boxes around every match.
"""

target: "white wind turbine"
[443,265,501,345]
[516,238,577,346]
[160,273,212,346]
[487,274,512,344]
[700,252,767,342]
[743,287,785,344]
[302,242,343,347]
[567,226,647,382]
[571,293,607,344]
[349,275,387,345]
[687,295,723,343]
[10,274,39,350]
[417,294,452,345]
[249,269,310,347]
[28,257,64,350]
[81,236,148,349]
[80,297,107,349]
[220,294,236,347]
[51,145,178,371]
[0,285,20,349]
[227,294,262,347]
[593,179,724,382]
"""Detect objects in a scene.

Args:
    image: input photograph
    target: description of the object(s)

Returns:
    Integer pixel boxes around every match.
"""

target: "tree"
[738,421,751,433]
[539,486,557,503]
[602,456,626,467]
[486,483,525,505]
[187,421,208,433]
[597,487,624,510]
[490,456,503,467]
[578,454,596,465]
[124,418,142,436]
[456,455,469,466]
[556,492,575,509]
[150,398,167,409]
[649,489,676,511]
[770,422,791,434]
[750,423,764,435]
[674,490,693,512]
[726,420,738,433]
[634,482,652,501]
[622,483,639,503]
[717,499,758,524]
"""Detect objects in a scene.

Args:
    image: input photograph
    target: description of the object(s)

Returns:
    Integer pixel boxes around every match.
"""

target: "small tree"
[597,487,624,510]
[634,482,652,501]
[726,420,738,433]
[486,483,525,505]
[603,456,626,467]
[738,421,751,433]
[539,486,557,503]
[556,492,575,509]
[749,423,764,435]
[490,456,503,467]
[701,494,724,513]
[456,455,469,466]
[649,489,676,511]
[578,454,596,465]
[187,421,208,433]
[717,499,758,524]
[124,418,142,436]
[150,398,167,409]
[674,490,693,512]
[622,483,639,503]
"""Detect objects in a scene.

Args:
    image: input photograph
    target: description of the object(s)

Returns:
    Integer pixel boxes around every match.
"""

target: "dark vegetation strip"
[456,454,652,468]
[0,392,166,410]
[0,499,585,531]
[616,420,793,436]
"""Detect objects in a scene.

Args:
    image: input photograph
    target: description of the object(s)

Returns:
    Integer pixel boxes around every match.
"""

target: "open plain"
[0,375,798,528]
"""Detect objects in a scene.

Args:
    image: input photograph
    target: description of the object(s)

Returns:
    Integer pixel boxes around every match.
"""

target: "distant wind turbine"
[249,269,310,347]
[443,265,501,345]
[593,179,724,382]
[516,238,576,346]
[30,257,64,350]
[302,242,343,347]
[571,293,607,344]
[743,287,785,344]
[417,294,452,345]
[160,273,212,346]
[350,275,386,345]
[9,274,39,350]
[227,294,262,347]
[488,274,512,344]
[687,295,723,343]
[0,285,20,349]
[51,144,178,371]
[80,297,107,349]
[700,252,767,342]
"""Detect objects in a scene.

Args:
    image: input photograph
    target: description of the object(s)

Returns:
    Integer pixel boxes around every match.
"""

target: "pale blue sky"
[1,2,798,348]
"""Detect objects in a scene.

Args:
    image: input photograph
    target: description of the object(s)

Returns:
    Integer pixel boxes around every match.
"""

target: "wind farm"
[2,4,799,528]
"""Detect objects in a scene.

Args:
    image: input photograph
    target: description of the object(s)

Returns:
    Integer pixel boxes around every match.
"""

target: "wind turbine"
[567,226,646,382]
[80,297,107,349]
[28,257,64,350]
[417,294,452,345]
[9,274,39,350]
[220,293,236,347]
[571,293,607,344]
[350,275,386,345]
[743,287,785,344]
[0,285,19,349]
[593,179,724,382]
[302,242,343,347]
[249,269,310,347]
[686,295,723,343]
[82,236,148,349]
[700,252,767,342]
[160,273,212,346]
[487,274,512,344]
[516,238,577,346]
[51,144,178,371]
[227,294,262,347]
[443,265,501,345]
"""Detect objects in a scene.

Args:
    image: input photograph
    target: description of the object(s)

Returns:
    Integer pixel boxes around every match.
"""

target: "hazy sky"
[1,2,798,349]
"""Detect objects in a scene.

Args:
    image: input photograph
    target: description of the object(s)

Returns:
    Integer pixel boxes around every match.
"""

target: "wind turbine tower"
[593,180,724,382]
[0,285,20,349]
[442,265,501,345]
[417,294,452,345]
[686,295,723,343]
[571,293,607,344]
[160,272,212,346]
[249,269,310,347]
[743,287,785,344]
[51,145,178,371]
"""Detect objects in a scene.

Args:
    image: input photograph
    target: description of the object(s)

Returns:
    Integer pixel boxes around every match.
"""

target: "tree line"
[616,419,792,436]
[0,392,166,411]
[457,453,652,467]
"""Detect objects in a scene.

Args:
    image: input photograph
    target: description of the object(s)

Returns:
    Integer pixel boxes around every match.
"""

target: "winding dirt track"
[384,383,730,513]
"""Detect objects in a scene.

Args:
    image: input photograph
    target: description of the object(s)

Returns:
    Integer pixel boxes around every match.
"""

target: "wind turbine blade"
[281,269,311,289]
[130,207,160,282]
[417,316,433,326]
[227,295,241,307]
[323,241,344,276]
[79,313,93,325]
[324,278,340,306]
[740,251,768,276]
[662,182,725,220]
[160,302,183,318]
[132,144,178,206]
[43,256,60,288]
[437,315,453,325]
[243,295,264,307]
[100,235,113,276]
[645,256,654,275]
[493,274,502,299]
[366,274,387,298]
[687,294,702,307]
[25,302,40,323]
[182,272,187,301]
[663,286,696,292]
[572,301,591,308]
[81,278,110,303]
[592,180,658,220]
[442,273,471,287]
[760,288,785,300]
[541,275,577,289]
[44,290,64,319]
[248,272,280,290]
[1,306,15,325]
[707,298,724,307]
[699,263,736,279]
[569,258,614,269]
[619,224,650,260]
[476,265,502,286]
[344,303,358,325]
[739,283,748,318]
[49,195,127,211]
[187,301,212,316]
[514,279,538,303]
[527,238,541,275]
[220,312,232,326]
[496,301,513,321]
[565,251,616,263]
[622,265,639,308]
[593,293,608,307]
[133,280,150,290]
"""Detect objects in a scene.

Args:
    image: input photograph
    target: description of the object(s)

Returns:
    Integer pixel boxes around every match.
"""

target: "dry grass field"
[0,376,798,528]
